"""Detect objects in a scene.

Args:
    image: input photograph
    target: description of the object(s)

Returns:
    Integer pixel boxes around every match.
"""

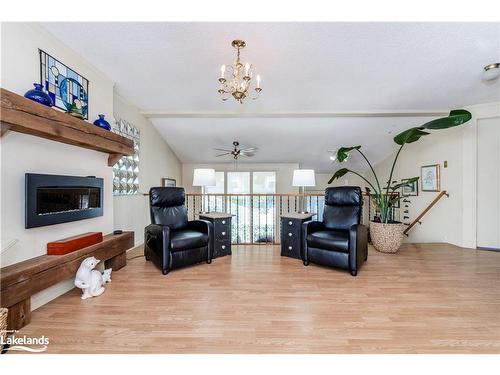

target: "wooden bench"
[0,231,134,330]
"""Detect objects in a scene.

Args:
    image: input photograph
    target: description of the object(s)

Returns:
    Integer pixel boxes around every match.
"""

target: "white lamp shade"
[193,168,216,186]
[292,169,316,187]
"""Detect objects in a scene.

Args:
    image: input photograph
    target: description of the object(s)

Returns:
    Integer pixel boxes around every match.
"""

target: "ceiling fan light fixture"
[214,140,258,160]
[483,63,500,81]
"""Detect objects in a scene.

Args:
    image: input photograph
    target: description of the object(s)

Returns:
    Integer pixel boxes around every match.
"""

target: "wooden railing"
[186,193,321,244]
[403,190,449,235]
[186,193,371,245]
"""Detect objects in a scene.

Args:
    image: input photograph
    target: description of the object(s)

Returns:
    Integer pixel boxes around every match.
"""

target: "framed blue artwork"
[39,49,89,119]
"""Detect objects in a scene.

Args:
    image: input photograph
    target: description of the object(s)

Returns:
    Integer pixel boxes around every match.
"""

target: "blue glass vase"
[93,114,111,131]
[24,83,53,107]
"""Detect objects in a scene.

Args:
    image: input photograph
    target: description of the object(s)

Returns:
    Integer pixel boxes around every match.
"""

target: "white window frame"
[210,170,277,194]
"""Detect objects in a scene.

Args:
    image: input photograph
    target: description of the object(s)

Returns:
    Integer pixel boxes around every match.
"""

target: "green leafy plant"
[329,110,472,223]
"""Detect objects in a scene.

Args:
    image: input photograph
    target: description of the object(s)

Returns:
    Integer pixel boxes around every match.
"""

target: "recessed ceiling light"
[328,150,337,161]
[483,63,500,81]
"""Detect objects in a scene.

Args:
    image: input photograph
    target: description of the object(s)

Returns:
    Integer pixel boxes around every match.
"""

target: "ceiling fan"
[214,141,258,160]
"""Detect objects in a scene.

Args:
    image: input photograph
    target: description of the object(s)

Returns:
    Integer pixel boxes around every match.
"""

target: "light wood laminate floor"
[14,244,500,353]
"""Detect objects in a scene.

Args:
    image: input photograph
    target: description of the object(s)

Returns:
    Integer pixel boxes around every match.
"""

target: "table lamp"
[193,168,216,213]
[292,169,316,213]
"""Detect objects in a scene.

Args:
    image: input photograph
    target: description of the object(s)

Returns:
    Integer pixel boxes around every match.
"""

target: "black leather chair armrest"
[302,220,324,236]
[186,219,212,234]
[302,221,324,263]
[186,219,213,262]
[145,223,164,238]
[348,224,368,275]
[145,223,170,244]
[145,224,171,249]
[145,224,171,271]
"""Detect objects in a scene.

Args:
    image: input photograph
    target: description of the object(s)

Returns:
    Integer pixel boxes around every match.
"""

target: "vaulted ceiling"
[42,22,500,172]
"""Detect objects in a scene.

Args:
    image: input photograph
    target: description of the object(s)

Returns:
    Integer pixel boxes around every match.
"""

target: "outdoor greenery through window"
[251,172,276,243]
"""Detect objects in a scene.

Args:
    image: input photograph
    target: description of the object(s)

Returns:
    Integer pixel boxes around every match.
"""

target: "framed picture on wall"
[161,178,176,187]
[388,192,400,208]
[421,164,440,192]
[401,178,419,196]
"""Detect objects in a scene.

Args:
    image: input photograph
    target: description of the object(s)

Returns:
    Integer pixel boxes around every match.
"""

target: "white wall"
[309,172,367,193]
[0,23,115,309]
[113,94,181,246]
[372,127,464,246]
[461,102,500,248]
[476,116,500,249]
[371,102,500,248]
[182,163,300,193]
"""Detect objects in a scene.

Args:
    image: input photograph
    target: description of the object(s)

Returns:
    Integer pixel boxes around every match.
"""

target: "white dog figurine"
[102,268,112,283]
[74,257,112,299]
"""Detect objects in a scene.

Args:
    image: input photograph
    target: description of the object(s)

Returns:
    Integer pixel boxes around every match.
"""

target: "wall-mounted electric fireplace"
[25,173,104,228]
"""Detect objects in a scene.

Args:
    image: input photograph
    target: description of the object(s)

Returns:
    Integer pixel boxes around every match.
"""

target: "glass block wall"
[112,118,140,195]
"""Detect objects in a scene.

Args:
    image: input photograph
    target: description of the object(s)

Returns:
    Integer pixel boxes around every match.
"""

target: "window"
[226,172,250,242]
[112,119,140,195]
[203,171,276,194]
[227,172,250,194]
[222,171,277,243]
[204,171,225,194]
[251,172,276,243]
[252,171,276,194]
[203,172,225,214]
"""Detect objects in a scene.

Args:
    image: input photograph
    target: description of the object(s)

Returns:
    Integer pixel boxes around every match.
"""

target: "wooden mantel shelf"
[0,88,134,166]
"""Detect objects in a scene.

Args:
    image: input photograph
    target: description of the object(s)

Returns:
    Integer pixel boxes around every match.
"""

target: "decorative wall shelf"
[0,88,134,166]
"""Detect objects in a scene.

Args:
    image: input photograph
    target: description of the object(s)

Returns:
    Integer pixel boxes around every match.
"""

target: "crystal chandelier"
[218,40,262,103]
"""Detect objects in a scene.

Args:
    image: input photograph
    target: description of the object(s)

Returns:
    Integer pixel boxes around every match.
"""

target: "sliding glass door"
[252,172,276,243]
[223,171,277,244]
[227,172,251,243]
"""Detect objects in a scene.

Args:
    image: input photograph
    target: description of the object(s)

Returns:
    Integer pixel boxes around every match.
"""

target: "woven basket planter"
[0,308,7,351]
[370,221,405,254]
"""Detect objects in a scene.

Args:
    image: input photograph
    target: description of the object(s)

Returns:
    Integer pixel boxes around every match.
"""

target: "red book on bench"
[47,232,103,255]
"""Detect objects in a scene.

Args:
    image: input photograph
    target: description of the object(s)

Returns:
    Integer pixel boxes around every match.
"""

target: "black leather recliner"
[144,187,213,275]
[302,186,368,276]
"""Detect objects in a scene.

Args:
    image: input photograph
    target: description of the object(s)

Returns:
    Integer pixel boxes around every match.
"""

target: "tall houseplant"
[329,109,472,253]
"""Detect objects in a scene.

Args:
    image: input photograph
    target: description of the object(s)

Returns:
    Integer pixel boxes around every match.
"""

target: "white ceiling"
[41,22,500,172]
[152,116,436,172]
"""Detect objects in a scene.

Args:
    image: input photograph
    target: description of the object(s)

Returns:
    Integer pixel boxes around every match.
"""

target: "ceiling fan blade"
[214,148,233,152]
[238,144,256,150]
[241,147,258,153]
[215,152,231,157]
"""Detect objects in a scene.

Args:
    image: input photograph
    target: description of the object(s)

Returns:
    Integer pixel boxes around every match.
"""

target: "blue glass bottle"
[93,114,111,131]
[24,83,53,107]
